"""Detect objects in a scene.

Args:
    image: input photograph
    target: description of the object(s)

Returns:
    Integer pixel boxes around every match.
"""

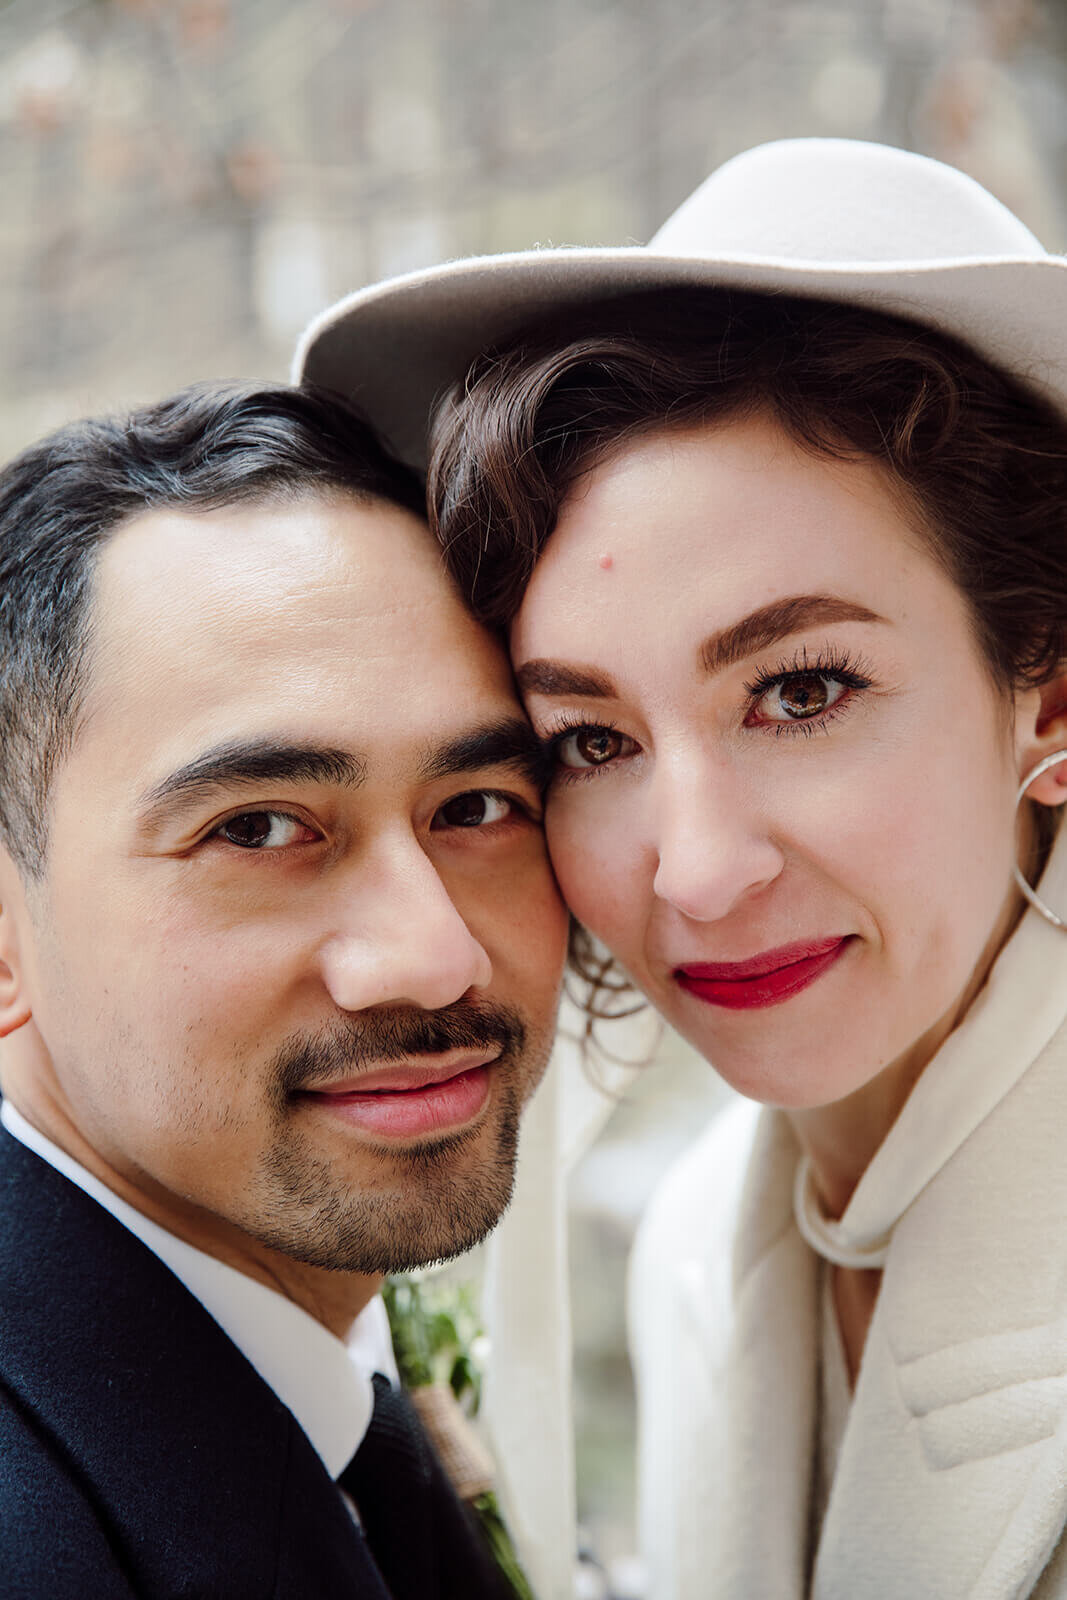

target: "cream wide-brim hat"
[294,136,1067,472]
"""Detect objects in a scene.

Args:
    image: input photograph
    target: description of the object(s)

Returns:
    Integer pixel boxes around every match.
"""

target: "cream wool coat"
[629,831,1067,1600]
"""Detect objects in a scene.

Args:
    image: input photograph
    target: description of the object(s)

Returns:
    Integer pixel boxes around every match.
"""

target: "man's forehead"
[86,493,510,693]
[67,493,523,797]
[95,492,445,626]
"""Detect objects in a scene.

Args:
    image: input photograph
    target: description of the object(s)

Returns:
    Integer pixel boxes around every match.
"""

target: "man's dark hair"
[0,381,425,877]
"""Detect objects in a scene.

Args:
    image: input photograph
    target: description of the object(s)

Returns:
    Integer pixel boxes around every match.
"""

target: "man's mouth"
[294,1048,500,1139]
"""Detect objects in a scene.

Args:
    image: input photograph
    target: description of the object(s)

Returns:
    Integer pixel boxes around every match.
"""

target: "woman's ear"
[1016,674,1067,807]
[0,848,33,1038]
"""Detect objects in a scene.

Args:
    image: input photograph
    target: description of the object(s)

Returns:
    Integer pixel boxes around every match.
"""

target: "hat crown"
[650,138,1045,267]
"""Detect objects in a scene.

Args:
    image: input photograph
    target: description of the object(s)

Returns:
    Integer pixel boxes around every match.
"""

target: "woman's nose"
[650,760,784,922]
[318,848,493,1014]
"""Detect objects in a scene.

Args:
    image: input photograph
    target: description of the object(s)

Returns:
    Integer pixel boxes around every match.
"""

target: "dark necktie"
[340,1373,508,1600]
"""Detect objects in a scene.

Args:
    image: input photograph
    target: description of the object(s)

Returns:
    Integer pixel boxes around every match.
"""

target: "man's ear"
[1016,673,1067,807]
[0,846,33,1038]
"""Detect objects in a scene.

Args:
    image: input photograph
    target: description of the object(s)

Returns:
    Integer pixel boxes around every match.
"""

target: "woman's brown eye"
[752,671,850,727]
[556,727,628,769]
[577,729,623,763]
[778,673,830,718]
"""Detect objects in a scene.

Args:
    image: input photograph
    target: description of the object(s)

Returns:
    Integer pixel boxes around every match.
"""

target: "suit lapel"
[342,1376,441,1600]
[0,1127,388,1598]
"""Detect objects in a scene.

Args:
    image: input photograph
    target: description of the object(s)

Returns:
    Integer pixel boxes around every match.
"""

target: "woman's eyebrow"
[515,661,617,698]
[700,594,886,675]
[515,596,884,700]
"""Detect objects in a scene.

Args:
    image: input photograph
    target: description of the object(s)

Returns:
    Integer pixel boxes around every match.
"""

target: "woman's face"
[511,413,1042,1109]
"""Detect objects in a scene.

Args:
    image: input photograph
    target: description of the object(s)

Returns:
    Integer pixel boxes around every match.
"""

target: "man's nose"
[650,755,784,922]
[318,845,493,1013]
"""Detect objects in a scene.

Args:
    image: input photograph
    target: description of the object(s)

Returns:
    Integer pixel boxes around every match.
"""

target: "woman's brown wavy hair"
[428,288,1067,1021]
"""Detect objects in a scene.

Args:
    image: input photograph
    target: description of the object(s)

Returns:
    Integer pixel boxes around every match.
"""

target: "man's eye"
[432,791,515,830]
[214,811,314,850]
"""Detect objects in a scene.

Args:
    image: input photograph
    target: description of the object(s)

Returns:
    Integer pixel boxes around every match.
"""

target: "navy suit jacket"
[0,1126,509,1599]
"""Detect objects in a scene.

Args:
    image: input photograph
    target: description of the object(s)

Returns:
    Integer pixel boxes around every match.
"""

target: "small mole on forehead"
[597,553,614,571]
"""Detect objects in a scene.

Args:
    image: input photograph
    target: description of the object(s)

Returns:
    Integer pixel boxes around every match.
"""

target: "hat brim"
[293,246,1067,472]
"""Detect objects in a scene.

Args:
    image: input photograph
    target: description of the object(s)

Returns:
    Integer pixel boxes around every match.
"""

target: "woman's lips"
[675,937,853,1010]
[296,1051,496,1139]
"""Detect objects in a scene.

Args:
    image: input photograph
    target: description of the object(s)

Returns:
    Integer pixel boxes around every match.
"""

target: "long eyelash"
[537,648,874,768]
[540,712,624,747]
[743,643,873,699]
[744,644,875,740]
[768,704,849,739]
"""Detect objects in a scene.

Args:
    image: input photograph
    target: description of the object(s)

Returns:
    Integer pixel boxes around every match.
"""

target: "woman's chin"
[685,1043,878,1110]
[655,995,895,1111]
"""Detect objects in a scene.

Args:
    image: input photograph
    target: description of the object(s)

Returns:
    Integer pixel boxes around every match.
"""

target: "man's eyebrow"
[515,661,617,699]
[420,717,546,787]
[700,595,886,675]
[138,740,366,821]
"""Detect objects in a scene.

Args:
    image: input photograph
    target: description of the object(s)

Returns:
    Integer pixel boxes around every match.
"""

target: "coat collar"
[797,829,1067,1270]
[695,1017,1067,1600]
[812,1012,1067,1599]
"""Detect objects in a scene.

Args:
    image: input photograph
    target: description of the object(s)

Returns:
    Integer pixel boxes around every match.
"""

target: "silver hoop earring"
[1014,749,1067,931]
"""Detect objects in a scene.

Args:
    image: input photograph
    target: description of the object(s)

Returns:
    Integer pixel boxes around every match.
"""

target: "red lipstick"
[675,937,852,1010]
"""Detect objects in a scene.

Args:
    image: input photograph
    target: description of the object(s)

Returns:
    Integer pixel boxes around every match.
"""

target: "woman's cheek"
[545,796,644,946]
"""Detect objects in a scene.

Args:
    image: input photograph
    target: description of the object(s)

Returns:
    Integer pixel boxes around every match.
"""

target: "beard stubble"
[244,997,541,1274]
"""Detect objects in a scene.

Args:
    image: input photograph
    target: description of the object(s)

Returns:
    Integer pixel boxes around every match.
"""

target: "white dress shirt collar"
[0,1099,397,1478]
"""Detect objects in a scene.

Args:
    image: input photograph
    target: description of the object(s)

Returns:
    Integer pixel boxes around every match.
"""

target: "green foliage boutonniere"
[383,1274,535,1600]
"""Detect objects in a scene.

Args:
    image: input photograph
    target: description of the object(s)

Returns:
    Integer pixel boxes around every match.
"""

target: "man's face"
[6,492,566,1275]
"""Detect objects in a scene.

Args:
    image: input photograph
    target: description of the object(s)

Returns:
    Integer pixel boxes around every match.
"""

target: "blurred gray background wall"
[2,0,1066,462]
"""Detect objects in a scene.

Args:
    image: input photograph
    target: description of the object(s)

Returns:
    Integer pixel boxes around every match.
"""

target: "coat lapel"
[812,1025,1067,1600]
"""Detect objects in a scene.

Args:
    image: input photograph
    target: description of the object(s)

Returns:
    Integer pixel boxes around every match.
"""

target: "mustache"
[274,998,528,1095]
